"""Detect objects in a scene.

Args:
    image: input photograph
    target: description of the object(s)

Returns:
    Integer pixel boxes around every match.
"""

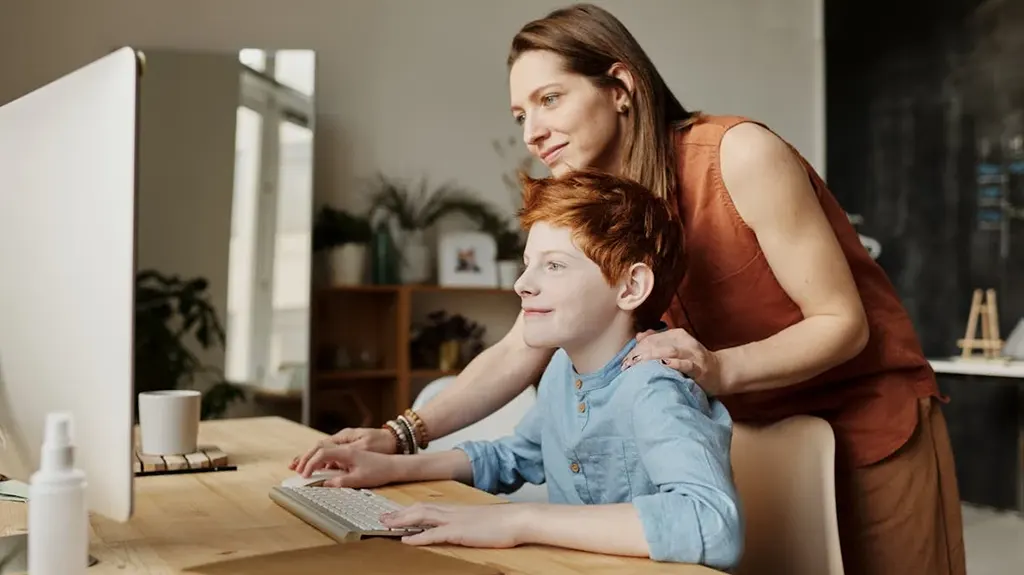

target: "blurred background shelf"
[308,283,519,433]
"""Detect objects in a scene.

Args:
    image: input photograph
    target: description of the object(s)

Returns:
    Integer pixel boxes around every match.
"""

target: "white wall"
[0,0,824,218]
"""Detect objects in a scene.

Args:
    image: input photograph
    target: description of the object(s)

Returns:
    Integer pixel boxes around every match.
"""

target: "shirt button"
[575,379,582,390]
[570,462,580,473]
[577,402,586,413]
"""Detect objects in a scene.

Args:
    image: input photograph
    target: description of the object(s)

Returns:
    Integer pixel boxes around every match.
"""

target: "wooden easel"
[956,288,1006,361]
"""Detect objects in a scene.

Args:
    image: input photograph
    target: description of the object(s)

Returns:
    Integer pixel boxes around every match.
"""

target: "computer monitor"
[0,47,141,528]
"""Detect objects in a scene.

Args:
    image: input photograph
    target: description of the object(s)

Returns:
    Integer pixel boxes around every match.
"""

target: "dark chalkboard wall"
[826,0,1024,510]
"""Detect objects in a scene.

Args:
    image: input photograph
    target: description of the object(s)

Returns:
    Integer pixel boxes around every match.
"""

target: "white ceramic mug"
[138,390,201,455]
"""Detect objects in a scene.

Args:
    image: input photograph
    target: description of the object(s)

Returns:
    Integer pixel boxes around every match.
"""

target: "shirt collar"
[568,338,638,393]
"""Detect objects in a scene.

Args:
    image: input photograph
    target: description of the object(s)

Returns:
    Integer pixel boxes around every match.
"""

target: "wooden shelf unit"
[308,284,519,433]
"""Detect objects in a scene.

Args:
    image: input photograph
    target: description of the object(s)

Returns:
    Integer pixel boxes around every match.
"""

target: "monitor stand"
[0,533,99,572]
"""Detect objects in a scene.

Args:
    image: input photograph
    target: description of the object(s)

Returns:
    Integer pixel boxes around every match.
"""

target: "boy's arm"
[388,402,544,490]
[390,449,476,485]
[449,399,545,493]
[516,370,742,569]
[386,398,543,487]
[628,371,743,568]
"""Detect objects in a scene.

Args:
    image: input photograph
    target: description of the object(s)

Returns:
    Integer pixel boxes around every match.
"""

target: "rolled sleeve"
[454,403,545,494]
[630,371,743,569]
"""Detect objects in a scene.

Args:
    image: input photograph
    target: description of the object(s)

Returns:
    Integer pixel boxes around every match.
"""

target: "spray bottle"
[28,412,88,575]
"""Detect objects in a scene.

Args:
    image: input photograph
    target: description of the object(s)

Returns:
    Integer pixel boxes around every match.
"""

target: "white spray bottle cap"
[40,412,74,472]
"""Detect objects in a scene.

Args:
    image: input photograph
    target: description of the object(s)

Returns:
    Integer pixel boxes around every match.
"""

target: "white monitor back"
[0,47,140,522]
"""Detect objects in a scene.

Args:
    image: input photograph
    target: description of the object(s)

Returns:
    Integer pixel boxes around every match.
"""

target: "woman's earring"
[619,103,630,114]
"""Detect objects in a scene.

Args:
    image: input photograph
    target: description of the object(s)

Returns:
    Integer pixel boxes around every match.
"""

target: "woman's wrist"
[377,426,399,454]
[381,409,432,455]
[711,347,743,395]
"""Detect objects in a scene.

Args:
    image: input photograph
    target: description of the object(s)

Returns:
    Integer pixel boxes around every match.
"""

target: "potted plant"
[312,205,372,285]
[367,174,480,284]
[409,310,486,371]
[493,227,525,288]
[134,270,246,420]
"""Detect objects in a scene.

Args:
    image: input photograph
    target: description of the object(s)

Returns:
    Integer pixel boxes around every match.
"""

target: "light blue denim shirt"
[455,338,743,570]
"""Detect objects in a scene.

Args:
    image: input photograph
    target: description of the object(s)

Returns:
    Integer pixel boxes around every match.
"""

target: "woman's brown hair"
[508,3,699,201]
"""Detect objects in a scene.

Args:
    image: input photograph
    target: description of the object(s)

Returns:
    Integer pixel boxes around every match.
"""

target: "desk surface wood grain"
[0,416,721,574]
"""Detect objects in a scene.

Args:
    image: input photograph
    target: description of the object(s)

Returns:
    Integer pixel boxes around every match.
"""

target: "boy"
[296,171,743,569]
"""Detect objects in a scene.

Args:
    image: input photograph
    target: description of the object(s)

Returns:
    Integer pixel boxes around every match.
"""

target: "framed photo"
[437,231,498,287]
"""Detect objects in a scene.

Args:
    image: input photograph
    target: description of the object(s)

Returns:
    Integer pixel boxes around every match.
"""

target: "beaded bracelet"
[381,422,402,453]
[382,409,431,454]
[402,409,430,450]
[396,415,418,451]
[383,420,410,454]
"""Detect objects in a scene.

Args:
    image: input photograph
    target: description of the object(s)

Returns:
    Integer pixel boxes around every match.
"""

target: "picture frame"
[437,231,498,288]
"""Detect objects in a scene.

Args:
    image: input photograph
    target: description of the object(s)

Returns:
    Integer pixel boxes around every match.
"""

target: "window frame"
[231,52,315,420]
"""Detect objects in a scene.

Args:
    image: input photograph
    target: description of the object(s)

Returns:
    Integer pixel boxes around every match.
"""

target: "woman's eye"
[514,113,525,126]
[542,94,559,106]
[546,262,564,271]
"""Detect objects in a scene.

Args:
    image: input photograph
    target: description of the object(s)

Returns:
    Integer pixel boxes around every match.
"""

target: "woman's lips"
[540,143,567,165]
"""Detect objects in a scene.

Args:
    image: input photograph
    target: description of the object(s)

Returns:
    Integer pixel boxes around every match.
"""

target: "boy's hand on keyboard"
[294,445,399,488]
[288,428,397,471]
[381,503,529,549]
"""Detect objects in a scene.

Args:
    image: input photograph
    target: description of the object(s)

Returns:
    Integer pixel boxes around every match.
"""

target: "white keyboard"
[269,485,426,542]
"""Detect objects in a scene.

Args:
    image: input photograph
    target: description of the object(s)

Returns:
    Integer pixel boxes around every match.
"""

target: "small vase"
[371,225,399,285]
[399,229,432,284]
[439,340,461,371]
[496,260,520,290]
[328,244,366,285]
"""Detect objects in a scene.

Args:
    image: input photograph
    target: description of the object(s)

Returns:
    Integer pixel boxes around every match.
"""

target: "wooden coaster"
[134,445,230,475]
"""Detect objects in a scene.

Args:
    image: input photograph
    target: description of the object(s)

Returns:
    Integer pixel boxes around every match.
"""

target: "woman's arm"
[712,122,869,394]
[416,311,554,440]
[290,313,553,464]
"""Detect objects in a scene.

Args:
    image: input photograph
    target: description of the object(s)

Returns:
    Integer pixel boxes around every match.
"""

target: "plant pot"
[496,260,520,290]
[328,244,366,286]
[439,340,461,371]
[399,230,432,284]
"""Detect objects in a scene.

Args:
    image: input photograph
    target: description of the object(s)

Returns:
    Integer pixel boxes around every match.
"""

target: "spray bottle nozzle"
[40,412,74,472]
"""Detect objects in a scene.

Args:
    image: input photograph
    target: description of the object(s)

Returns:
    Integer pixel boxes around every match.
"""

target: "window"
[269,121,313,373]
[226,50,315,387]
[225,106,263,383]
[274,50,316,97]
[239,49,266,73]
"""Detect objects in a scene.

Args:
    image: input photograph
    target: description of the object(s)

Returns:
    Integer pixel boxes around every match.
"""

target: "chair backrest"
[731,415,845,575]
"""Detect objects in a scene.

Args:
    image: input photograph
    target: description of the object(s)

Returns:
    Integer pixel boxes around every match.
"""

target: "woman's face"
[509,51,626,177]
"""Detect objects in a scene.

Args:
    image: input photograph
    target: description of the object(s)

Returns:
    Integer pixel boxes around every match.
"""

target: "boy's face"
[514,222,621,349]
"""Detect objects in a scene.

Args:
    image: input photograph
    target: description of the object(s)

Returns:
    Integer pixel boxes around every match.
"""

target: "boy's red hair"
[517,169,685,330]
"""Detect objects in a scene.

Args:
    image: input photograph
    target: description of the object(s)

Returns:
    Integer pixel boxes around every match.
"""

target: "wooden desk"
[0,416,722,574]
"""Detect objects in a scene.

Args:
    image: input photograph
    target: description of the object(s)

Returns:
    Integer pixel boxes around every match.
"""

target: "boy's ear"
[617,262,654,313]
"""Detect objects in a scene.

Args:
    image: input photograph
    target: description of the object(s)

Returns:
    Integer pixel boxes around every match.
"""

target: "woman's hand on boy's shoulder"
[622,328,724,396]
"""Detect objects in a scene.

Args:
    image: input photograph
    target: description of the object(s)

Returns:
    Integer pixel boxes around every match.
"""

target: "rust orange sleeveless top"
[664,115,942,468]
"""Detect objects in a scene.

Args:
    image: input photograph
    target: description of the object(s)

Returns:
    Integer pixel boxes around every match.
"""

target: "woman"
[292,4,965,574]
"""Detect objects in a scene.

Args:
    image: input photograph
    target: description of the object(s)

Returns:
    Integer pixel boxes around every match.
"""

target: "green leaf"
[133,268,246,420]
